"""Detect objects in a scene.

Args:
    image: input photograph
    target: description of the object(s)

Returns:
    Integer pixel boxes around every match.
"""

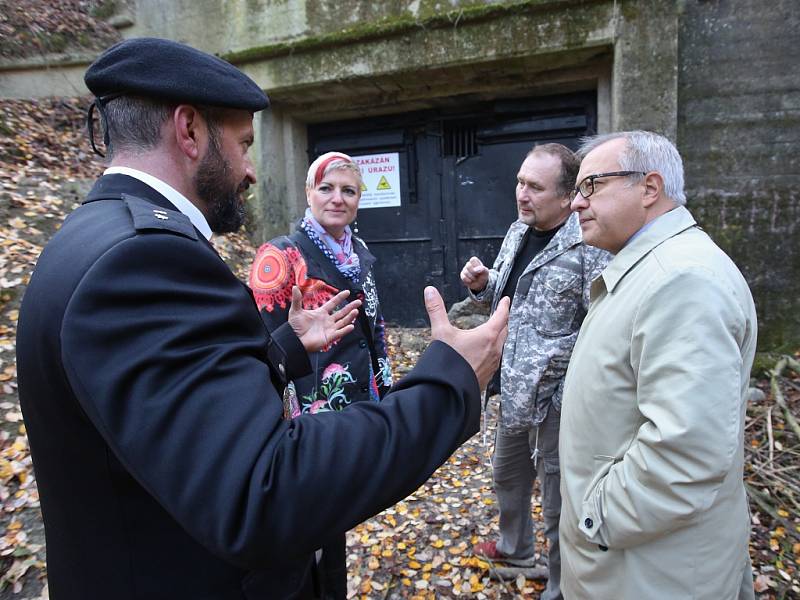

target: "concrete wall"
[0,6,130,98]
[677,0,800,351]
[223,0,679,245]
[1,0,796,350]
[125,0,308,54]
[240,0,620,245]
[0,55,92,99]
[234,0,800,351]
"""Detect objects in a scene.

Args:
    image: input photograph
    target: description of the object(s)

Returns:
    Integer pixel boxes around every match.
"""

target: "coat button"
[598,545,608,552]
[584,518,593,529]
[278,364,285,377]
[360,384,369,393]
[359,340,367,348]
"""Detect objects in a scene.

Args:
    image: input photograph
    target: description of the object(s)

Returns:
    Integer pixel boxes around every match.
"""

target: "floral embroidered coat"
[250,224,392,417]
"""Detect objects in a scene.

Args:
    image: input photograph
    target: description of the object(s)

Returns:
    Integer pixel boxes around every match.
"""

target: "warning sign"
[353,152,401,209]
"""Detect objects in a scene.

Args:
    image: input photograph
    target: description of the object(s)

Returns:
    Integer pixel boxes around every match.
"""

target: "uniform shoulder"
[121,194,198,240]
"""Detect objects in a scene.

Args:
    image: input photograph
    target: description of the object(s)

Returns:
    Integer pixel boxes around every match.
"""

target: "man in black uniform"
[15,38,509,599]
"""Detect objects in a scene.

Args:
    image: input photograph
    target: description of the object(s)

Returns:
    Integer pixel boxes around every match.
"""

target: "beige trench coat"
[559,207,757,599]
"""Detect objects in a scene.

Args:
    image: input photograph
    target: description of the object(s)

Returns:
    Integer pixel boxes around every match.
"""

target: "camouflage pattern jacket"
[469,212,610,433]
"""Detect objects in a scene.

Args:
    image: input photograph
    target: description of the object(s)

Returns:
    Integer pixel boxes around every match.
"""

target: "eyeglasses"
[573,171,646,199]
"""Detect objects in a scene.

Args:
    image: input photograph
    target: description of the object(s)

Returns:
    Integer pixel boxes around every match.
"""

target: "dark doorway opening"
[308,92,596,326]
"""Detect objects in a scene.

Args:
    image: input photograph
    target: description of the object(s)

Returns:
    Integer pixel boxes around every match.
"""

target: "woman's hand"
[288,287,361,352]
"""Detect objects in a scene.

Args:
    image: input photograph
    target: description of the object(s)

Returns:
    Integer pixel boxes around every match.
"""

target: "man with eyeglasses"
[559,131,757,599]
[461,143,609,600]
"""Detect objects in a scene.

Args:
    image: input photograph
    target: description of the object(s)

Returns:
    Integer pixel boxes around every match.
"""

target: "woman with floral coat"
[248,151,392,599]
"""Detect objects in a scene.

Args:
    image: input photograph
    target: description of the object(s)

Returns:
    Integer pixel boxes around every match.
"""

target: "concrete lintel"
[0,64,91,99]
[241,2,617,97]
[0,52,98,71]
[0,51,96,99]
[226,0,609,64]
[270,48,612,121]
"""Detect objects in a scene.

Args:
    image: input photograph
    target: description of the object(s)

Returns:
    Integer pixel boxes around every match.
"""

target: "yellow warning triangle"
[376,176,391,190]
[360,182,367,192]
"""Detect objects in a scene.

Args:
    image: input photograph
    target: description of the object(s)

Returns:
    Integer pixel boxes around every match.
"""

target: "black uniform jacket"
[16,174,481,599]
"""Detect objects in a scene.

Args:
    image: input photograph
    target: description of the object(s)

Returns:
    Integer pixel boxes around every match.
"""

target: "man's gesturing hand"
[424,286,509,390]
[460,256,489,292]
[288,287,361,352]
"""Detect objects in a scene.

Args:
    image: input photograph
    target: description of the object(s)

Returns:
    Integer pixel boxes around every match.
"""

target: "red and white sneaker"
[473,540,536,567]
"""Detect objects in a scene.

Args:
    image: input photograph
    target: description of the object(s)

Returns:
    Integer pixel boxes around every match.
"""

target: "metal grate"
[442,123,477,158]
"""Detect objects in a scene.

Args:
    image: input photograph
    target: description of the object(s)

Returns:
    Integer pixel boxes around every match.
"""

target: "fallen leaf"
[516,574,526,590]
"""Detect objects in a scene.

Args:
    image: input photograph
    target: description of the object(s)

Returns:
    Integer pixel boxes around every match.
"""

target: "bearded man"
[16,38,508,599]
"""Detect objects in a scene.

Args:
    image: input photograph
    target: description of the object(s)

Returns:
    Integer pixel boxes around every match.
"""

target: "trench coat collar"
[600,205,697,294]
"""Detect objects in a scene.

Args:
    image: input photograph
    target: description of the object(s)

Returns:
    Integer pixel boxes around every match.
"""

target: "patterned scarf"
[301,208,361,282]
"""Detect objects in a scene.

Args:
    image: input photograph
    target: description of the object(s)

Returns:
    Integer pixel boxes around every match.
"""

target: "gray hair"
[577,131,686,205]
[305,151,363,189]
[101,95,222,159]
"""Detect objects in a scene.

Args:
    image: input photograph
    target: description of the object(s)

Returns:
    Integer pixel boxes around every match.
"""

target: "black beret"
[85,37,268,111]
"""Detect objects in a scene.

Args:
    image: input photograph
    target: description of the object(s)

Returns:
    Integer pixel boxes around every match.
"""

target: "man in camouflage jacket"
[462,144,609,600]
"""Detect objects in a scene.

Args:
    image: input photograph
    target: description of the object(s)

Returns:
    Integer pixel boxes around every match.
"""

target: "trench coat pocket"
[584,454,617,501]
[579,454,618,543]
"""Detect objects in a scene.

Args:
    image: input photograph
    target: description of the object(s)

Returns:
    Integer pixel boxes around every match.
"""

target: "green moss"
[752,352,784,378]
[90,0,118,20]
[44,32,69,54]
[761,318,797,356]
[559,10,592,49]
[224,0,568,64]
[620,0,640,21]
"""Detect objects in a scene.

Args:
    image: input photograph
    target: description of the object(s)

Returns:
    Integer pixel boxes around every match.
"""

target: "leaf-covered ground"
[0,0,121,59]
[0,97,798,599]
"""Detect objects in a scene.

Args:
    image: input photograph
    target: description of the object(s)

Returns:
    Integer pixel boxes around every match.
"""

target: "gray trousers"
[493,405,562,600]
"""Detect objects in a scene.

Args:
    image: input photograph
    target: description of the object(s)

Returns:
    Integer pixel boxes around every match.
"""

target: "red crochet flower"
[250,244,337,312]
